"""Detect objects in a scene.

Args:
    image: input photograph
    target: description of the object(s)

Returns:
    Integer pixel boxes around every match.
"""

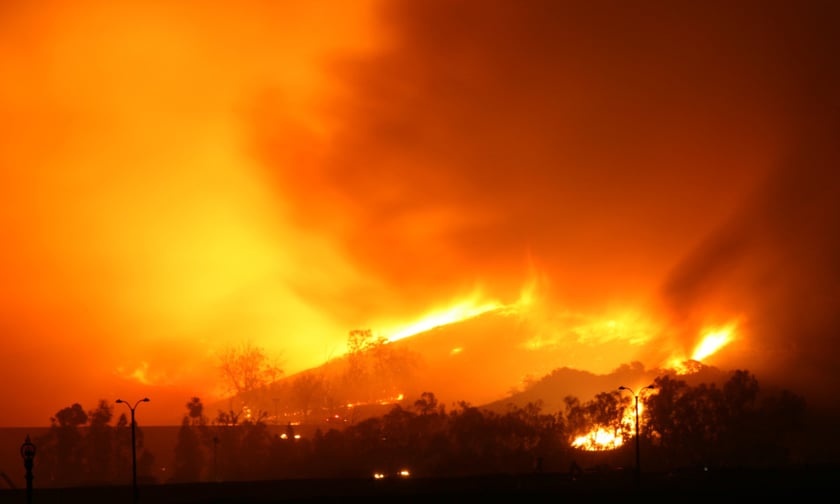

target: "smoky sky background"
[266,0,785,311]
[1,0,838,425]
[262,0,840,400]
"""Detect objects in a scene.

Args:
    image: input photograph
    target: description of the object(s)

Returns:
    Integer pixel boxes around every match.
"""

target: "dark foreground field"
[2,467,836,503]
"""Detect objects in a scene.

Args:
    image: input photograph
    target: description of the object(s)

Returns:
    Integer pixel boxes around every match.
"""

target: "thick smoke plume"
[262,0,840,398]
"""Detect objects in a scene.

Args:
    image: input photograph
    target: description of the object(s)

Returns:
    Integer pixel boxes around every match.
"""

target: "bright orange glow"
[572,427,625,451]
[521,309,660,377]
[692,326,735,361]
[668,323,738,374]
[385,296,505,342]
[572,396,647,451]
[2,0,829,429]
[0,0,382,426]
[381,278,544,343]
[570,313,657,347]
[376,393,406,406]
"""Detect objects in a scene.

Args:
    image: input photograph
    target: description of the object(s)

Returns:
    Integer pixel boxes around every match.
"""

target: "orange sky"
[2,0,838,426]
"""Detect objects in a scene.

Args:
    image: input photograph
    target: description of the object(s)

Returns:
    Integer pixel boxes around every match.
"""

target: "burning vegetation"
[565,322,740,452]
[207,300,748,456]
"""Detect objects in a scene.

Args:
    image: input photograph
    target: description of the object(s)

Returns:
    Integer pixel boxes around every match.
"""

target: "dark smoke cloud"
[661,124,840,404]
[257,0,840,407]
[657,2,840,403]
[259,0,830,323]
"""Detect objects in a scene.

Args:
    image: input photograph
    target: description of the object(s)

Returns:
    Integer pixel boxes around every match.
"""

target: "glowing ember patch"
[669,359,705,375]
[450,347,463,355]
[376,393,406,405]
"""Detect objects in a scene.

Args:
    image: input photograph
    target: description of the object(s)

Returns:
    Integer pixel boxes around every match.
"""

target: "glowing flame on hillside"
[691,326,734,361]
[384,283,536,342]
[573,322,738,451]
[387,299,503,342]
[376,289,739,454]
[669,322,737,374]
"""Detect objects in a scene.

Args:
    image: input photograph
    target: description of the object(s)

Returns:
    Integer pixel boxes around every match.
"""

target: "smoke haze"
[2,0,838,425]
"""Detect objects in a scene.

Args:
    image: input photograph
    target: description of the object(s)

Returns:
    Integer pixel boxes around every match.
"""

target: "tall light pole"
[116,398,150,503]
[619,385,654,487]
[20,435,35,504]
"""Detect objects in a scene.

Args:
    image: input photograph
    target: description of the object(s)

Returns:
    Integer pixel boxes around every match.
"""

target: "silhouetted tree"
[173,416,204,482]
[129,414,155,484]
[186,396,206,424]
[241,418,273,479]
[587,391,627,436]
[172,398,208,482]
[342,329,418,405]
[644,370,806,469]
[113,413,132,484]
[563,396,587,436]
[34,400,156,487]
[718,369,764,466]
[645,374,689,465]
[84,400,115,483]
[51,403,88,485]
[755,388,806,464]
[218,341,283,414]
[290,372,325,423]
[344,329,384,402]
[414,392,441,416]
[563,392,628,449]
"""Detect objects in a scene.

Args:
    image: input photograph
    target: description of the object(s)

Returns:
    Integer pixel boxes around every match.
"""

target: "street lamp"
[20,435,35,504]
[116,397,150,502]
[619,385,654,487]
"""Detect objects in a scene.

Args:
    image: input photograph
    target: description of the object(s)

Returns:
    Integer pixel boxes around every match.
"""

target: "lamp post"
[116,398,150,503]
[619,385,654,487]
[20,435,35,504]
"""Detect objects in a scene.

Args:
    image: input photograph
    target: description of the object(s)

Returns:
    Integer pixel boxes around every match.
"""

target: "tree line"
[33,400,155,487]
[169,369,805,482]
[31,369,806,487]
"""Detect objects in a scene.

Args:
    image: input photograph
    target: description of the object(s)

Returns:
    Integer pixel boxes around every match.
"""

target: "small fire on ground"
[571,399,643,451]
[571,323,736,451]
